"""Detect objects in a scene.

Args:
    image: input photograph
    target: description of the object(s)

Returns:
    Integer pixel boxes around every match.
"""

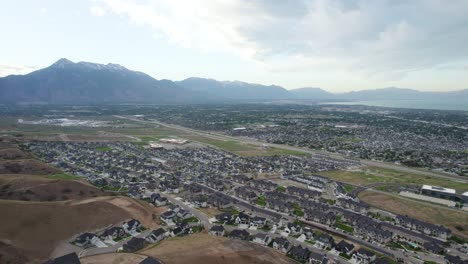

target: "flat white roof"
[462,191,468,197]
[422,185,456,194]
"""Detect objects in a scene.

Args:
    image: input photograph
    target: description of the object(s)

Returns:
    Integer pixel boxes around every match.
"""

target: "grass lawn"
[47,173,82,180]
[336,223,354,233]
[292,203,304,217]
[343,184,354,193]
[276,186,286,192]
[95,146,112,152]
[182,217,199,223]
[359,190,468,237]
[256,196,266,206]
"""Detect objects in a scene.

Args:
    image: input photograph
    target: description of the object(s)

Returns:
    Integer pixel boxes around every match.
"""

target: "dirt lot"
[100,197,166,229]
[0,159,60,175]
[141,233,294,264]
[0,198,132,263]
[198,207,223,217]
[359,190,468,237]
[81,253,148,264]
[0,148,31,160]
[0,174,106,201]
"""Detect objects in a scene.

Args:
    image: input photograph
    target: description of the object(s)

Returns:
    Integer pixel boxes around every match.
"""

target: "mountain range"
[1,59,467,104]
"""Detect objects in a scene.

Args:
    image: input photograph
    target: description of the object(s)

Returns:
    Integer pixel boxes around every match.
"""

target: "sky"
[1,0,468,92]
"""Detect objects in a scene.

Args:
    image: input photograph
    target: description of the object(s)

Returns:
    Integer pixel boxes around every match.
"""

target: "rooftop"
[421,185,456,194]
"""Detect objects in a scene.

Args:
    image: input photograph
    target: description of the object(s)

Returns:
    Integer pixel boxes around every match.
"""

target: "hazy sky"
[1,0,468,92]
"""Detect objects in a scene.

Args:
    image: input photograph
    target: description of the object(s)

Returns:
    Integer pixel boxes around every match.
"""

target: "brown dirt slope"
[141,233,294,264]
[73,196,165,229]
[0,174,106,201]
[0,148,31,160]
[0,199,131,264]
[0,159,60,175]
[81,253,148,264]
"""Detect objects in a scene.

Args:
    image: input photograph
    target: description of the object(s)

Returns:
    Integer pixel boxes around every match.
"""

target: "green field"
[95,146,112,152]
[256,196,266,206]
[336,223,354,233]
[47,173,82,180]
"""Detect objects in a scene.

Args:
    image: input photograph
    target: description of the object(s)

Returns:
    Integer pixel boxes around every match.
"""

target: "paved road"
[114,115,467,183]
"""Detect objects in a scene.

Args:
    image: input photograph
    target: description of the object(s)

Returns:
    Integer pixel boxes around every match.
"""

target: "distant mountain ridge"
[0,59,466,104]
[0,58,198,104]
[176,77,291,101]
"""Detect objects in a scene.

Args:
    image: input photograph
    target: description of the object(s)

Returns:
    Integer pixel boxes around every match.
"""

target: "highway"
[114,115,467,183]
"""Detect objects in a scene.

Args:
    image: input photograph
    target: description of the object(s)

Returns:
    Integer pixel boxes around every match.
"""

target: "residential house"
[123,219,142,235]
[309,251,328,264]
[74,233,104,248]
[272,237,291,253]
[145,228,166,243]
[215,212,234,223]
[177,209,194,220]
[138,257,162,264]
[123,237,146,252]
[235,212,251,225]
[229,229,250,240]
[160,210,176,225]
[335,240,354,255]
[209,225,225,236]
[288,245,311,263]
[154,196,168,207]
[444,254,468,264]
[45,253,81,264]
[252,233,271,246]
[250,216,267,228]
[316,233,334,249]
[351,248,376,264]
[423,242,444,255]
[286,222,303,236]
[100,226,126,241]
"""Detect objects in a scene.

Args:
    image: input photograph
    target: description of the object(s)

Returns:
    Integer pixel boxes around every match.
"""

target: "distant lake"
[322,99,468,111]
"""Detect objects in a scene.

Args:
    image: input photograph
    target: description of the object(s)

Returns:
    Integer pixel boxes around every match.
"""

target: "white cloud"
[0,64,38,77]
[90,5,106,17]
[94,0,468,80]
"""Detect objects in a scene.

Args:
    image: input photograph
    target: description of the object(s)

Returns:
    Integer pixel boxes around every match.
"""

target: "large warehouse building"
[421,185,459,201]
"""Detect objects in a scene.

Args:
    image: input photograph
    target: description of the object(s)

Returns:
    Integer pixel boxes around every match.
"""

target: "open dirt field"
[0,159,61,175]
[81,253,148,264]
[198,207,223,217]
[359,190,468,237]
[0,174,106,201]
[141,233,294,264]
[0,148,31,160]
[0,198,132,263]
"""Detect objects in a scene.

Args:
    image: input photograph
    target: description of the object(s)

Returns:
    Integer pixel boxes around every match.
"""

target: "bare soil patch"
[0,159,60,175]
[141,233,294,264]
[0,199,131,263]
[81,253,147,264]
[0,174,106,201]
[0,241,29,264]
[0,148,31,160]
[198,207,223,217]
